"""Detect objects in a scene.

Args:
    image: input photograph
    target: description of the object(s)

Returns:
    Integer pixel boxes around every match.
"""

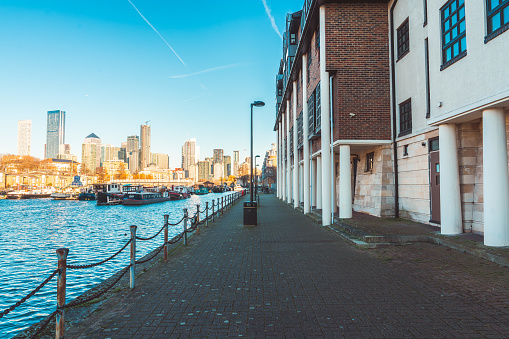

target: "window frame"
[399,98,412,137]
[365,152,374,173]
[485,0,509,43]
[396,18,410,60]
[440,0,467,70]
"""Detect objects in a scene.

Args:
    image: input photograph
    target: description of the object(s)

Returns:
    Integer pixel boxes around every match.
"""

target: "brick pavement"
[65,194,509,338]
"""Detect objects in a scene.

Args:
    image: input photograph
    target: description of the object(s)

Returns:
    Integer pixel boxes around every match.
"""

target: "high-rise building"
[224,155,232,178]
[81,133,101,174]
[46,110,65,159]
[101,144,120,165]
[17,120,31,156]
[233,150,240,176]
[140,125,151,170]
[213,163,224,181]
[182,138,199,176]
[119,142,127,162]
[198,158,213,181]
[126,136,139,152]
[213,149,224,164]
[128,150,140,174]
[152,153,169,169]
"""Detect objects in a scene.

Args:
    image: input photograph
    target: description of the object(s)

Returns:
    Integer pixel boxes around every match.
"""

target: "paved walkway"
[65,194,509,338]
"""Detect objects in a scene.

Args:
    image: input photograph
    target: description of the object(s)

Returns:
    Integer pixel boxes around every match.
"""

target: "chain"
[0,268,60,319]
[31,309,58,338]
[168,232,184,244]
[136,223,166,241]
[168,216,185,226]
[66,240,131,269]
[136,244,165,264]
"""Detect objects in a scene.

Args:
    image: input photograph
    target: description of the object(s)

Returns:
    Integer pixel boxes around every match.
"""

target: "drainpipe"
[390,0,400,218]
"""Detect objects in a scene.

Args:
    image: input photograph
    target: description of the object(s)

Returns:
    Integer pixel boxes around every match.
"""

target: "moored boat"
[122,191,170,205]
[194,187,209,195]
[169,186,191,200]
[96,183,123,206]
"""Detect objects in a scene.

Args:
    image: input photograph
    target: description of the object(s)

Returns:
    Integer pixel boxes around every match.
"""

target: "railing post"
[164,215,169,261]
[56,248,69,339]
[184,209,188,246]
[205,202,209,227]
[196,204,200,234]
[212,201,215,222]
[221,197,224,214]
[130,225,137,289]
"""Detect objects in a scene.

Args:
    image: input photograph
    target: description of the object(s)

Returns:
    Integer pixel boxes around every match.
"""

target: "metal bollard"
[164,215,169,261]
[130,225,137,289]
[205,202,209,227]
[184,209,188,246]
[56,248,69,339]
[212,201,215,222]
[196,204,200,234]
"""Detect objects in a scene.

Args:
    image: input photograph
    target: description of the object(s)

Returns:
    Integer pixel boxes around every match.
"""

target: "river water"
[0,192,234,338]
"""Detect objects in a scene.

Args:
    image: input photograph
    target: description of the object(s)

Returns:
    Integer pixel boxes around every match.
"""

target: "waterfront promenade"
[64,194,509,338]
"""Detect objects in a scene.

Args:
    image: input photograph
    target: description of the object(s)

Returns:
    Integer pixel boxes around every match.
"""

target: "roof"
[86,133,100,139]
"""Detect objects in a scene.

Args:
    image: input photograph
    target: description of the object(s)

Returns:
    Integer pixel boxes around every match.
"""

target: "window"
[424,39,431,118]
[441,0,466,68]
[366,152,374,172]
[403,145,409,156]
[308,91,315,133]
[315,82,321,131]
[423,0,428,26]
[397,19,410,59]
[316,27,320,50]
[297,112,303,147]
[399,99,412,136]
[290,33,297,45]
[487,0,509,39]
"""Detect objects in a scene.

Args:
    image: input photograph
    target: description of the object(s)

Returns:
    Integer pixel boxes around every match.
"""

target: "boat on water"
[169,186,191,200]
[212,185,226,193]
[194,187,209,195]
[51,192,78,200]
[96,183,123,206]
[78,186,96,201]
[122,191,171,205]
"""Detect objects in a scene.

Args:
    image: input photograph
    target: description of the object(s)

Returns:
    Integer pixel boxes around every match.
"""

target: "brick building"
[275,0,509,247]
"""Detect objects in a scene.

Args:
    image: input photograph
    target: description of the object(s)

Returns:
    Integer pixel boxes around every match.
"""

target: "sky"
[0,0,302,168]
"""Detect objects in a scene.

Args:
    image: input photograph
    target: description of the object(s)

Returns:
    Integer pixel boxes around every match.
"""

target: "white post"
[277,126,280,198]
[339,145,352,218]
[319,6,331,226]
[483,108,509,246]
[303,53,311,213]
[282,113,287,202]
[311,157,317,208]
[439,124,462,235]
[286,100,292,204]
[317,155,322,209]
[300,163,304,203]
[293,81,299,208]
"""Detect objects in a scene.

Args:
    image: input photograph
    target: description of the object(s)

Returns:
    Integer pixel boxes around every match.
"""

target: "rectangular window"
[424,39,431,118]
[441,0,466,67]
[290,33,297,45]
[423,0,428,26]
[366,152,374,172]
[308,92,315,134]
[289,127,294,155]
[316,27,320,50]
[397,19,410,59]
[487,0,509,36]
[315,82,321,131]
[297,112,303,147]
[399,99,412,136]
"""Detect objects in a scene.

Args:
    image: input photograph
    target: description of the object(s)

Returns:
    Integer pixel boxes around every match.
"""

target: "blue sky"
[0,0,301,167]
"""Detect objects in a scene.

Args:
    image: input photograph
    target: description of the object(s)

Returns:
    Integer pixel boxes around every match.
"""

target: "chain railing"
[2,190,244,339]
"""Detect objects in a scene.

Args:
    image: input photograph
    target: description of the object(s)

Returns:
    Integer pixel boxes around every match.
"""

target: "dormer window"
[290,33,297,45]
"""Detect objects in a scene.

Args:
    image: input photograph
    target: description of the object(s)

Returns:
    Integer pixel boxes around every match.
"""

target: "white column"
[319,6,331,226]
[483,108,509,246]
[311,157,317,208]
[282,115,287,201]
[292,81,299,208]
[302,54,311,213]
[332,152,337,216]
[286,100,291,204]
[277,124,280,198]
[339,145,352,218]
[300,163,304,203]
[317,155,322,209]
[439,124,462,234]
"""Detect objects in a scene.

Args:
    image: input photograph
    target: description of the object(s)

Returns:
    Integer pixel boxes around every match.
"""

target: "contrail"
[261,0,283,40]
[127,0,187,67]
[169,63,245,79]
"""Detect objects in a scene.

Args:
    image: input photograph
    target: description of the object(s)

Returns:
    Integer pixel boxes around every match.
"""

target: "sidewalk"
[63,194,509,338]
[301,205,509,267]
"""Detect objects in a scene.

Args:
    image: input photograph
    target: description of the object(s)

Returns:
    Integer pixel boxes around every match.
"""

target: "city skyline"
[0,1,301,167]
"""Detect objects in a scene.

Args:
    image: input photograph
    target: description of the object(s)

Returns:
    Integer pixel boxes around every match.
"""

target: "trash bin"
[243,201,257,226]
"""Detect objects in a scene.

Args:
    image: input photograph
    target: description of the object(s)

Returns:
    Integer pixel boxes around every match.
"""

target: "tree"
[264,166,277,186]
[96,167,107,183]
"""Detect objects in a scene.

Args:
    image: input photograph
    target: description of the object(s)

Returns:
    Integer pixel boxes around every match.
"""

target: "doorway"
[429,137,440,224]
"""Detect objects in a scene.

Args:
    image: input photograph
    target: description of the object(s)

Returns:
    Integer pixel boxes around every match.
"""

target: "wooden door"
[429,138,440,224]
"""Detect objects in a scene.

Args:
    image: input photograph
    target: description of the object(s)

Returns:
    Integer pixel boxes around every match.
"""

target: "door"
[429,138,440,224]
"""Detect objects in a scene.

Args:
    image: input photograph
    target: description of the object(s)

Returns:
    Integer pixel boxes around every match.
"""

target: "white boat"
[51,192,72,200]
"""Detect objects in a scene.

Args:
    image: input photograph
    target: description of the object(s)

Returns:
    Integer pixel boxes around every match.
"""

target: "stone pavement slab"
[65,194,509,338]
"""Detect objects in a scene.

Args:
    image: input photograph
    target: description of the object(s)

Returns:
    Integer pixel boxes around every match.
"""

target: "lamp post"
[244,100,265,226]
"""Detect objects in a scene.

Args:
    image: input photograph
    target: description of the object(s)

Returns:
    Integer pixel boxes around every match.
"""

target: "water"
[0,192,233,338]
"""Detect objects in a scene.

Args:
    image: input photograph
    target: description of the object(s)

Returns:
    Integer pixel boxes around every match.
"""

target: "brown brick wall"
[325,3,391,141]
[307,29,321,102]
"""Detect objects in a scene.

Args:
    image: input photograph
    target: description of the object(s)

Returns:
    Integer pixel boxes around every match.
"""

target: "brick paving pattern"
[65,195,509,338]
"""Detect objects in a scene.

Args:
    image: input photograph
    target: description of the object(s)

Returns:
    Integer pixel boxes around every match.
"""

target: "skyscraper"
[17,120,31,156]
[126,135,139,153]
[81,133,101,174]
[213,149,224,164]
[152,153,169,169]
[140,125,151,170]
[182,138,199,177]
[101,144,120,165]
[233,150,240,176]
[224,155,232,178]
[46,110,65,159]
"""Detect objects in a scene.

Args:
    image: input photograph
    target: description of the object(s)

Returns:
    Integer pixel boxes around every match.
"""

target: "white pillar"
[439,124,462,234]
[317,155,322,209]
[282,114,287,201]
[286,100,291,204]
[332,152,337,216]
[300,163,304,203]
[293,81,299,208]
[277,124,281,199]
[319,6,331,226]
[483,108,509,246]
[311,157,317,208]
[302,54,311,213]
[339,145,352,218]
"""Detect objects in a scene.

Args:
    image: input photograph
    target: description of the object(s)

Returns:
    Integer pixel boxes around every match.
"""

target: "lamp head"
[252,101,265,107]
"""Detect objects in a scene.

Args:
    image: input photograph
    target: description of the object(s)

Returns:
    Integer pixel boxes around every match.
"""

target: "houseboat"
[169,186,191,200]
[96,183,123,206]
[122,191,171,205]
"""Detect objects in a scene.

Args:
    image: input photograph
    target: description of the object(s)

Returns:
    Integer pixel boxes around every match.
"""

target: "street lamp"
[244,100,265,226]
